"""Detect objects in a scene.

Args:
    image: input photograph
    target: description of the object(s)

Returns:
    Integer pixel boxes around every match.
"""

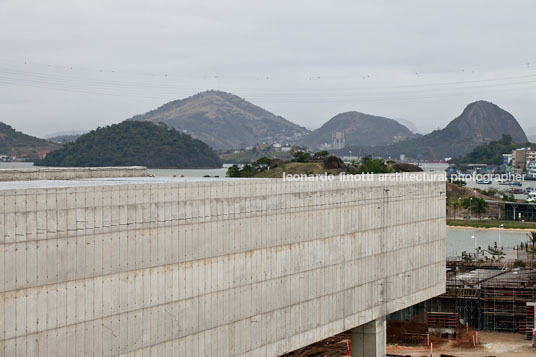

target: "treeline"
[453,135,533,165]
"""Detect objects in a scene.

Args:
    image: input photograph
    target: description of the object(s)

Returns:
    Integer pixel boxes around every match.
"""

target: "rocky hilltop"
[129,90,309,150]
[339,101,528,160]
[300,111,415,150]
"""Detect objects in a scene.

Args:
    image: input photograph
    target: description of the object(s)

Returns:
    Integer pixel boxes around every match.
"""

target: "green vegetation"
[256,162,340,178]
[460,196,488,216]
[36,121,222,168]
[446,181,520,220]
[0,122,58,159]
[447,220,536,230]
[347,157,393,174]
[453,135,532,165]
[449,220,533,230]
[219,148,294,164]
[340,101,528,161]
[227,157,272,177]
[226,154,414,178]
[291,151,311,163]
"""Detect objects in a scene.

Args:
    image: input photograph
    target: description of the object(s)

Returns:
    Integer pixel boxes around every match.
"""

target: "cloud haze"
[1,0,535,137]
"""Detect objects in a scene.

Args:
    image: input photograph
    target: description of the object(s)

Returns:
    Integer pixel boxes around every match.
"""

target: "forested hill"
[453,135,533,165]
[337,101,527,161]
[36,121,222,168]
[0,122,58,158]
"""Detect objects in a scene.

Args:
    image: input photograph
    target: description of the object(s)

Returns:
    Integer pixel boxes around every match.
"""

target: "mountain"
[299,111,415,150]
[0,122,58,159]
[44,130,88,139]
[338,101,528,161]
[45,130,87,144]
[129,90,309,150]
[47,134,82,144]
[395,118,421,134]
[36,121,222,168]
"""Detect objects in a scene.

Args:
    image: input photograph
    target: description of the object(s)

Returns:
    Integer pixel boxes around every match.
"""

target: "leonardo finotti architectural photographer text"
[282,172,447,182]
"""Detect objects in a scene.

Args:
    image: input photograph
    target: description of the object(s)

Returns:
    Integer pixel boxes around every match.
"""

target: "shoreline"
[447,225,535,233]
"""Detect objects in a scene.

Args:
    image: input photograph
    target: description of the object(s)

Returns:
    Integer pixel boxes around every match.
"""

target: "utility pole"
[499,224,504,252]
[470,197,473,220]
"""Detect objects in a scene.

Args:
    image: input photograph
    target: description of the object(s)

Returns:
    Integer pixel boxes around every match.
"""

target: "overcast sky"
[1,0,535,137]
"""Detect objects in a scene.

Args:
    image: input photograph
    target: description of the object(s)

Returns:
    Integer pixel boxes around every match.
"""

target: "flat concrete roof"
[0,176,254,190]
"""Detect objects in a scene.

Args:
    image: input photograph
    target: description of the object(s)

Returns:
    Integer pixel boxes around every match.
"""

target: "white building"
[528,162,536,180]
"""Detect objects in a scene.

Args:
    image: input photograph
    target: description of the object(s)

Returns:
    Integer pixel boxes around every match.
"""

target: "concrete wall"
[0,167,146,182]
[0,175,446,356]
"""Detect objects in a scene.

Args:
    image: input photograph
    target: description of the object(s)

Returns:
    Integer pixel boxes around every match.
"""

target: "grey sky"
[1,0,535,137]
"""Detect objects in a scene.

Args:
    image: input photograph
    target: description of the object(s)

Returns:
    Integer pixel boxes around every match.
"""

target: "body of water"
[446,228,529,258]
[0,162,36,169]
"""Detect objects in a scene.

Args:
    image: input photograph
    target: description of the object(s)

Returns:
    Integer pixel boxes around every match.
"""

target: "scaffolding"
[443,268,536,333]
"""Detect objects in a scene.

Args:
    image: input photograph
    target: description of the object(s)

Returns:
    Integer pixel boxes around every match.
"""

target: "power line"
[1,64,536,103]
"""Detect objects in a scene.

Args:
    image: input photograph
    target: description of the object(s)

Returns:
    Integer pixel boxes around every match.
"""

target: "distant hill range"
[45,130,87,144]
[47,134,82,144]
[394,118,421,134]
[37,121,222,168]
[129,90,309,151]
[0,122,58,159]
[299,111,415,150]
[336,101,528,161]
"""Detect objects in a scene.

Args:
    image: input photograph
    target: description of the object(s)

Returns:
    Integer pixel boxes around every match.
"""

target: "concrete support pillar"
[351,316,386,357]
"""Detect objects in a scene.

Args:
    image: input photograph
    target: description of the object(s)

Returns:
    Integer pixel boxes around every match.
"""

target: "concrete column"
[351,316,386,357]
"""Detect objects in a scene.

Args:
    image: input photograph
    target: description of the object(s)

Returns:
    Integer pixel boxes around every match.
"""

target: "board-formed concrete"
[0,174,446,356]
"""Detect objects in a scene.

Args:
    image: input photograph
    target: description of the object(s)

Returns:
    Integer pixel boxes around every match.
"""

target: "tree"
[314,150,329,158]
[255,156,271,166]
[527,232,536,268]
[292,151,311,163]
[452,200,462,219]
[461,197,488,218]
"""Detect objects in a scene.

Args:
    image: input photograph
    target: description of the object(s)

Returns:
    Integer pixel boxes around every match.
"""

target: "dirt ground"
[387,331,535,357]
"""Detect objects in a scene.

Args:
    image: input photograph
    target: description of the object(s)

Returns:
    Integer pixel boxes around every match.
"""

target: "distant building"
[272,143,282,152]
[527,149,536,164]
[512,148,529,173]
[528,162,536,180]
[281,146,292,152]
[503,153,513,166]
[332,131,346,150]
[400,154,406,162]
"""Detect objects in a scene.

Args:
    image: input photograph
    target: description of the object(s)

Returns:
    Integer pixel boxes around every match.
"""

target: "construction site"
[282,248,536,356]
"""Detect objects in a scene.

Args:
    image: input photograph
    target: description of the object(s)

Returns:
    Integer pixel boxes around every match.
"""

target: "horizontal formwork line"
[0,217,445,294]
[1,191,443,212]
[0,210,446,247]
[0,262,445,348]
[1,196,444,243]
[0,216,445,289]
[0,180,445,195]
[1,236,444,299]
